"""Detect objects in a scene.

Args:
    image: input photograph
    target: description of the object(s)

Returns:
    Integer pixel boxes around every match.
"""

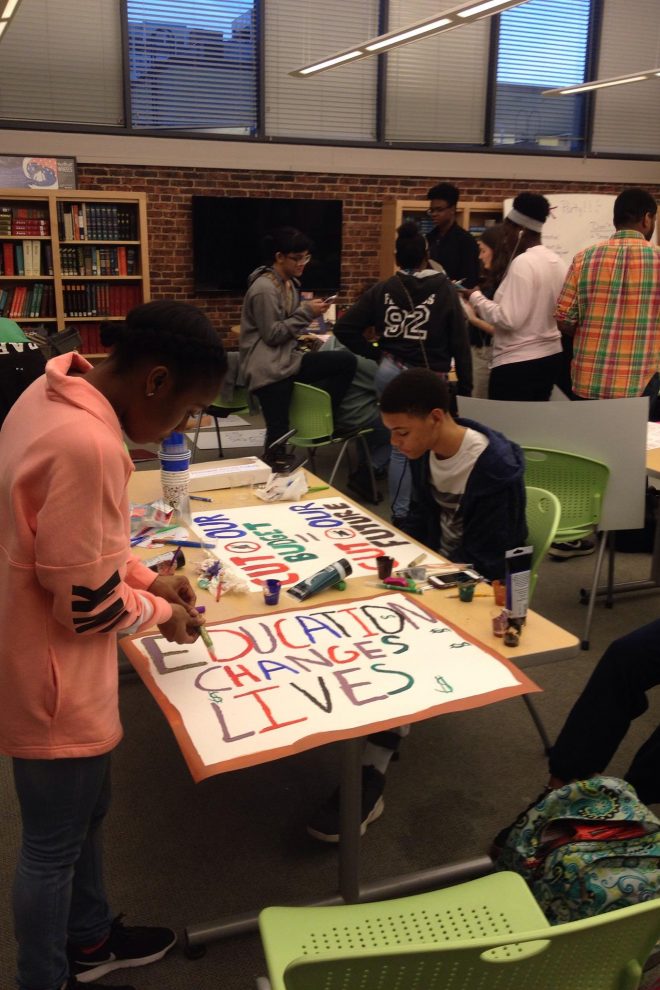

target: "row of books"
[1,240,54,276]
[76,324,113,354]
[60,245,139,277]
[0,283,56,319]
[0,205,50,236]
[63,282,142,318]
[57,203,139,242]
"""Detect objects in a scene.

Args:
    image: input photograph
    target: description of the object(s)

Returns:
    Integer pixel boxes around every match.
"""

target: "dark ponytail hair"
[261,226,313,265]
[395,220,428,270]
[104,300,227,392]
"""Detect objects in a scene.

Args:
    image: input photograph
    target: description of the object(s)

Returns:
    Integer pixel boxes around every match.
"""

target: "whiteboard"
[503,193,617,266]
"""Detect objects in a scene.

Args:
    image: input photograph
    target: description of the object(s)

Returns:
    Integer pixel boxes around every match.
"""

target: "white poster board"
[457,396,647,531]
[122,592,539,781]
[504,194,616,265]
[190,497,443,590]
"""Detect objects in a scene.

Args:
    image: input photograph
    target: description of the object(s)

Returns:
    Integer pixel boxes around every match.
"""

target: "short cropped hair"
[380,368,450,416]
[426,182,460,207]
[614,188,658,228]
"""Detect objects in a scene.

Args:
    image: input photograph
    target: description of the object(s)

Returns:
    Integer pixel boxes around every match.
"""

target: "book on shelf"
[2,241,14,276]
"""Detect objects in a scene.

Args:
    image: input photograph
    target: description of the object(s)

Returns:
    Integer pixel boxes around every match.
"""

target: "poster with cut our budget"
[122,592,539,782]
[190,497,443,590]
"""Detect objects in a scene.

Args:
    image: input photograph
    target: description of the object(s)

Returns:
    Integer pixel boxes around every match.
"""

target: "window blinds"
[591,0,660,157]
[384,0,490,145]
[264,1,379,142]
[494,0,590,152]
[0,0,123,126]
[126,1,257,132]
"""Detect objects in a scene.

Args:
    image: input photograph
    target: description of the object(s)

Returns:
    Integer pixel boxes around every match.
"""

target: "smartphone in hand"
[323,294,338,304]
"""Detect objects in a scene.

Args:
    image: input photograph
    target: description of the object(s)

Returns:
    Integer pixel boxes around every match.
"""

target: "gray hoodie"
[239,266,314,391]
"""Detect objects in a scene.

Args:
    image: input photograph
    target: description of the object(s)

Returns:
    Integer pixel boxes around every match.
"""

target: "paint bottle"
[287,558,352,601]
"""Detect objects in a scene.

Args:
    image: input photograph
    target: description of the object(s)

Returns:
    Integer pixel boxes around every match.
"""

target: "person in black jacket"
[425,181,480,288]
[380,368,527,581]
[334,221,471,521]
[307,368,526,846]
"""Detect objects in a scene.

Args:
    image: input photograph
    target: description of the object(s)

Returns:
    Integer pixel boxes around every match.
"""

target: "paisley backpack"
[497,776,660,924]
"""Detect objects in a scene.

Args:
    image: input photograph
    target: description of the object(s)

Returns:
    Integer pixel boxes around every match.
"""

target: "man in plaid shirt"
[555,187,660,412]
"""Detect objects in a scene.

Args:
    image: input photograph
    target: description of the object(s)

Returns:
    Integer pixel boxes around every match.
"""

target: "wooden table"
[124,469,579,952]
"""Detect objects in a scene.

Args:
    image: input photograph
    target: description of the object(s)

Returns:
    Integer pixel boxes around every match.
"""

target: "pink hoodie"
[0,352,172,758]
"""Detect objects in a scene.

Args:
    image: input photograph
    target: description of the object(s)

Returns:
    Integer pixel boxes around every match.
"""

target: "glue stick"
[287,559,352,601]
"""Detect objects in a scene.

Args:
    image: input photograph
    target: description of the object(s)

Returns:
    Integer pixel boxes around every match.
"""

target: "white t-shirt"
[471,245,568,369]
[429,428,489,559]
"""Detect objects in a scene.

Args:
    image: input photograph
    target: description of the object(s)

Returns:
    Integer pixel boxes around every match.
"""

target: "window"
[493,0,591,153]
[0,0,123,126]
[385,0,490,146]
[126,0,257,133]
[591,0,660,157]
[264,2,379,142]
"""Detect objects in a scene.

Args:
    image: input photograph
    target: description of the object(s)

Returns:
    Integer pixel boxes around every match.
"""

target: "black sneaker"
[548,538,596,559]
[68,914,176,983]
[306,765,385,843]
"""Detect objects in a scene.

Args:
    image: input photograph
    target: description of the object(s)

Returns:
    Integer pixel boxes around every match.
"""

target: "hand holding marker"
[195,606,219,662]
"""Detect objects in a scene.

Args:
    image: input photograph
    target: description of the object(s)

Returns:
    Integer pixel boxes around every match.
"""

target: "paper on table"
[219,429,266,449]
[647,422,660,450]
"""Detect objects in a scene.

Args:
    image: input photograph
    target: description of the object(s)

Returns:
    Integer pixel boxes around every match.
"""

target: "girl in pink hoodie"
[0,300,226,990]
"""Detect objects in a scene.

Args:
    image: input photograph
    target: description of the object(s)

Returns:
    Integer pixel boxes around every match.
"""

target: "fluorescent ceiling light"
[1,0,19,17]
[544,68,660,96]
[0,20,6,36]
[298,51,363,75]
[457,0,519,16]
[365,18,451,52]
[291,0,531,77]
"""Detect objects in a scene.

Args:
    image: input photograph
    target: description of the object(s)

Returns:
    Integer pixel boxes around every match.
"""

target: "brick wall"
[77,163,660,346]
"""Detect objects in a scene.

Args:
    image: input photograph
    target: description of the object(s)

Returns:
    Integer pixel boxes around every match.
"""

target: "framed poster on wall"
[0,155,76,190]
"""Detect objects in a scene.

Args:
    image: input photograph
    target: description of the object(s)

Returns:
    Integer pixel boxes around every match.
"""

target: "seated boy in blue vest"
[307,368,527,842]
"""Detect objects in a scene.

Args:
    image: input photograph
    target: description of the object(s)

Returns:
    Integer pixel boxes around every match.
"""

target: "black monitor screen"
[192,196,343,294]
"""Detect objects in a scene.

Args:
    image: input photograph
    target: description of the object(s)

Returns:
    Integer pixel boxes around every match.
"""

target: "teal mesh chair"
[288,382,379,502]
[257,871,660,990]
[522,448,610,650]
[522,486,562,752]
[190,384,250,462]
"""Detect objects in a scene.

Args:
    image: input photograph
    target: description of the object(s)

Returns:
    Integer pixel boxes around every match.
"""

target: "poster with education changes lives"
[123,592,540,781]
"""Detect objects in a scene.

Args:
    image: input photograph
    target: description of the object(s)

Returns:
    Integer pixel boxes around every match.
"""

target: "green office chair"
[257,871,660,990]
[287,382,380,503]
[522,486,562,752]
[190,384,251,462]
[526,486,562,602]
[522,448,610,650]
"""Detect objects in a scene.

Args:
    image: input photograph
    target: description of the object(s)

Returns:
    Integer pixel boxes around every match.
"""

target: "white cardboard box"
[188,456,271,492]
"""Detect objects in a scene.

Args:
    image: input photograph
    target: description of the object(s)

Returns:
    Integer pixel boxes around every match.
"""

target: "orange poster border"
[120,592,540,782]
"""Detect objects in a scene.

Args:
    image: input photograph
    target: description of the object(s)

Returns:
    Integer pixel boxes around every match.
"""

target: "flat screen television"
[192,196,343,294]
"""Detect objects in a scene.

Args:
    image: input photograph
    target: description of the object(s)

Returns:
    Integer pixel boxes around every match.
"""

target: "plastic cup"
[160,468,190,512]
[263,579,281,605]
[492,580,506,606]
[491,607,509,637]
[158,451,191,473]
[458,582,475,602]
[376,555,394,580]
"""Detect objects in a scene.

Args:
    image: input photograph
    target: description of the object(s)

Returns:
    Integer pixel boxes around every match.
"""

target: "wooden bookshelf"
[379,199,502,278]
[0,188,150,357]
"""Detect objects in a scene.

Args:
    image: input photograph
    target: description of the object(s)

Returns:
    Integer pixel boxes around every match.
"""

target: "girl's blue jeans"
[12,753,113,990]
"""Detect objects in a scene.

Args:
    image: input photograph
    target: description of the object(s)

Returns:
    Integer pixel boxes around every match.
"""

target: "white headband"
[506,207,544,233]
